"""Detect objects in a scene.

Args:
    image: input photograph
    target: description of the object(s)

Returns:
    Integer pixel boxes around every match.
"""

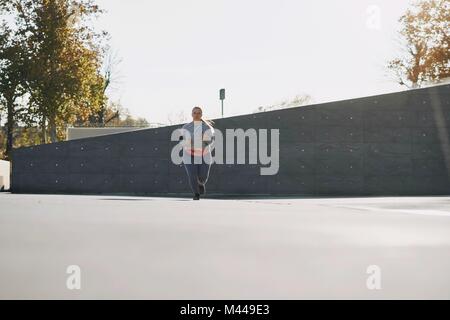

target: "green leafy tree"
[28,0,108,142]
[0,21,28,160]
[1,0,108,144]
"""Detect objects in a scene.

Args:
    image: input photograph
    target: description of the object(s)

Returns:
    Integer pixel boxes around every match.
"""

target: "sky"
[94,0,414,125]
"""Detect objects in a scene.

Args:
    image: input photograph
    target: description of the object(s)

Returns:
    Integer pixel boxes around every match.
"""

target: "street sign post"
[219,88,225,118]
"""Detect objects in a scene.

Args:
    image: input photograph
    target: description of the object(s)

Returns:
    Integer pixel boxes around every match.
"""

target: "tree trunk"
[41,115,47,144]
[4,97,15,161]
[49,116,57,143]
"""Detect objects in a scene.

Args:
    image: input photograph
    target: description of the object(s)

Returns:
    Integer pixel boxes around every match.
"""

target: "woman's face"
[192,108,202,121]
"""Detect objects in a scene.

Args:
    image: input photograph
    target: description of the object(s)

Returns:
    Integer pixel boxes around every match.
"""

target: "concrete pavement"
[1,193,450,299]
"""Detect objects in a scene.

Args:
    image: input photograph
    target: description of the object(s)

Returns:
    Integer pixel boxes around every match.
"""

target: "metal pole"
[220,88,225,118]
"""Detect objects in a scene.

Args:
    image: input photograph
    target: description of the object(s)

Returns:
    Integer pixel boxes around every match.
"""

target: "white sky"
[94,0,414,125]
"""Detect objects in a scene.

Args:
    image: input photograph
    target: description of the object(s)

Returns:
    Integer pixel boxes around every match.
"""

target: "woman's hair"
[192,106,215,128]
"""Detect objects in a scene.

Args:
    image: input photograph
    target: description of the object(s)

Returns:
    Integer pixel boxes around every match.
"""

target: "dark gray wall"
[10,84,450,196]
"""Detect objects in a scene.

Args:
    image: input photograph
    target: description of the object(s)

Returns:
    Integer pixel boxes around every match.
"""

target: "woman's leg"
[183,163,200,195]
[197,161,211,186]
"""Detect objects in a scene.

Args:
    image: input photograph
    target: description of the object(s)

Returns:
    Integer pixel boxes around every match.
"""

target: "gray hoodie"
[181,120,215,162]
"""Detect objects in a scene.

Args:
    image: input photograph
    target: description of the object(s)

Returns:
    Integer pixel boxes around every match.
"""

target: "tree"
[388,0,450,88]
[29,0,108,143]
[0,21,28,160]
[104,101,149,127]
[1,0,109,143]
[1,0,147,151]
[90,47,123,126]
[254,94,313,113]
[73,100,149,127]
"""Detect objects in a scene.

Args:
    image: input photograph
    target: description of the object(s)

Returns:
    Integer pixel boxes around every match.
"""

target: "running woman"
[180,106,215,200]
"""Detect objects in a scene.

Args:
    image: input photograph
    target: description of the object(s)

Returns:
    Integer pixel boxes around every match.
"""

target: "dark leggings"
[183,155,212,194]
